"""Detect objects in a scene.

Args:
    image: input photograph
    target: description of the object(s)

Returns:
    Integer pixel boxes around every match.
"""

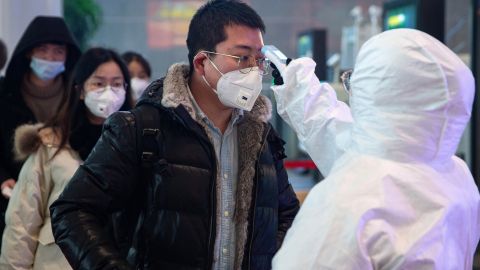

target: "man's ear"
[193,52,208,75]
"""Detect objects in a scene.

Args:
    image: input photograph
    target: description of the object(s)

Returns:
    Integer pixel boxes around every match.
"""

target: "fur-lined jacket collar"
[151,63,273,125]
[13,123,61,161]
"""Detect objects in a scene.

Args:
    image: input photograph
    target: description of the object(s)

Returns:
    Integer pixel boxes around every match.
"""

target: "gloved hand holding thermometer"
[262,44,347,176]
[261,45,291,85]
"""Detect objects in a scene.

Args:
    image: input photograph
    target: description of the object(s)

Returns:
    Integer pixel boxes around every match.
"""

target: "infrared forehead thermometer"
[261,45,288,74]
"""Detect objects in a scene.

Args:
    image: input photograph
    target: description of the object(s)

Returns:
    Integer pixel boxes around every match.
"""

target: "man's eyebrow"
[229,45,264,55]
[230,45,253,51]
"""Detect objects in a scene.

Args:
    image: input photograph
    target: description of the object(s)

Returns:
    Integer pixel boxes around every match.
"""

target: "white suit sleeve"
[0,152,48,270]
[271,57,354,176]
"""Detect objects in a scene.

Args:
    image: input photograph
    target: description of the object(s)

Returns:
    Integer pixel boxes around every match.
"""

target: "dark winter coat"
[50,63,300,270]
[0,16,80,214]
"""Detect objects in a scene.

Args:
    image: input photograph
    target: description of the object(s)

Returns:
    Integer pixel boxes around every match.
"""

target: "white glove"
[271,57,353,176]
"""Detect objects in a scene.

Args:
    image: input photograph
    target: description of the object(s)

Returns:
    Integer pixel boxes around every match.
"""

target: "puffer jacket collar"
[139,63,273,269]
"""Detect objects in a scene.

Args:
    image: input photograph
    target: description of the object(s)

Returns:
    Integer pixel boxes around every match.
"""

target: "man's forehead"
[224,25,263,40]
[222,29,264,53]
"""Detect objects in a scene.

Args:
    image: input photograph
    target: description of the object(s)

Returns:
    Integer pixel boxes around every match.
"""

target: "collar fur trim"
[13,123,62,161]
[160,63,272,123]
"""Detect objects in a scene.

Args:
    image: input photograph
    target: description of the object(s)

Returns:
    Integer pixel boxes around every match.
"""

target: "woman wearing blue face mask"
[0,16,81,239]
[0,47,131,269]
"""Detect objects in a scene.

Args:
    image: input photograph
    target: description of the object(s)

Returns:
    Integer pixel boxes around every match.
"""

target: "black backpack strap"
[133,105,161,167]
[127,104,162,269]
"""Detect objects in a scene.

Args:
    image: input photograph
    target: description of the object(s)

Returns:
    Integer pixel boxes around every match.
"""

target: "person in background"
[122,51,151,106]
[0,47,132,270]
[50,1,300,269]
[0,16,81,238]
[0,39,7,71]
[271,29,480,269]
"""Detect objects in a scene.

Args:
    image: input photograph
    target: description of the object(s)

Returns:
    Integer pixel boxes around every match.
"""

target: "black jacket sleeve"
[0,111,13,183]
[50,111,140,270]
[268,127,300,250]
[0,79,9,183]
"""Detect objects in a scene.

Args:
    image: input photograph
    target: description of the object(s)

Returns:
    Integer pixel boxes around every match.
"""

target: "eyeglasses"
[340,69,353,95]
[202,51,270,75]
[86,79,128,93]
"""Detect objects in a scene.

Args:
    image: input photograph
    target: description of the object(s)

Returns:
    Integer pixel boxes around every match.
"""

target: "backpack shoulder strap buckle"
[142,128,159,136]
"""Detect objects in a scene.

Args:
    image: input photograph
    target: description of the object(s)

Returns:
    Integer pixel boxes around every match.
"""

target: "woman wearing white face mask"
[122,51,152,106]
[69,48,132,158]
[0,47,132,269]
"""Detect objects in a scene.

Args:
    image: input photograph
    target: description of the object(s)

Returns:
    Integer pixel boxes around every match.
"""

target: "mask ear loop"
[201,75,217,93]
[195,51,220,93]
[196,51,225,76]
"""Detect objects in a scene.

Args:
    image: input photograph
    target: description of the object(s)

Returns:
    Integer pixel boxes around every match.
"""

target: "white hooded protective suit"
[271,29,480,269]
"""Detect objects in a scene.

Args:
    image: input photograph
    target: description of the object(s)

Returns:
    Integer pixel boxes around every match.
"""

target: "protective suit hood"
[350,29,474,166]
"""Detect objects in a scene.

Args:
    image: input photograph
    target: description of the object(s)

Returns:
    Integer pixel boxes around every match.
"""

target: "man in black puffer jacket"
[50,1,300,269]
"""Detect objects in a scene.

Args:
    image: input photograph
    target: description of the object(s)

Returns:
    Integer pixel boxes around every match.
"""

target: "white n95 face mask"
[84,86,126,119]
[30,57,65,81]
[130,77,150,101]
[203,60,263,111]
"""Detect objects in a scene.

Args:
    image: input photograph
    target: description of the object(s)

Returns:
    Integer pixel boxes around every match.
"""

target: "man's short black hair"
[186,0,265,75]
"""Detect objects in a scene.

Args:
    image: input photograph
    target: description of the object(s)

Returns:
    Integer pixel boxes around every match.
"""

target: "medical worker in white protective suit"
[271,29,480,269]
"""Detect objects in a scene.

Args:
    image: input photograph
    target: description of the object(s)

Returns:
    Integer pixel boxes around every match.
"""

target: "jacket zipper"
[246,125,271,270]
[207,149,217,269]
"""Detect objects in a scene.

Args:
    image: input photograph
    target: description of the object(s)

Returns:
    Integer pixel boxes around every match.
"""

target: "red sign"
[147,0,203,49]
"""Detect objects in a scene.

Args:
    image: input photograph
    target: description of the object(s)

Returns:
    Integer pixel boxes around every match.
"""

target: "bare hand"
[1,179,15,199]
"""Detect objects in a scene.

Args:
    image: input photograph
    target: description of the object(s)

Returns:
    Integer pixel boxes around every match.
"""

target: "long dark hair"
[43,47,132,157]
